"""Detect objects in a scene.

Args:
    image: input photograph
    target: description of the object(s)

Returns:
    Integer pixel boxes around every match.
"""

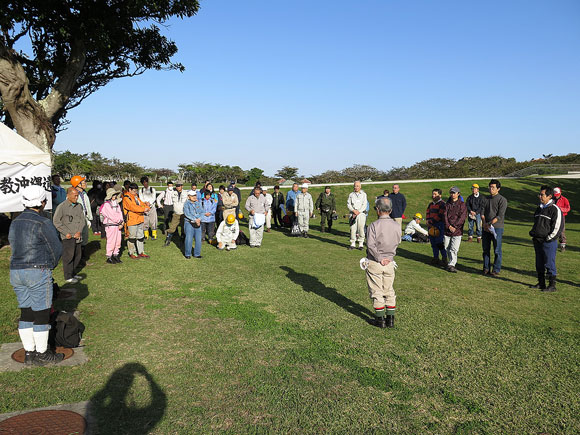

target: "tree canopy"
[0,0,200,152]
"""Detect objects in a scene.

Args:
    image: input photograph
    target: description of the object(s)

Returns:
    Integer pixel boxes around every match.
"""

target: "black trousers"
[273,208,283,227]
[62,238,82,280]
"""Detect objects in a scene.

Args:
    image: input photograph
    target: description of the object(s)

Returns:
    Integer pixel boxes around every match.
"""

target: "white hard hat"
[22,185,47,208]
[187,190,197,196]
[301,183,309,189]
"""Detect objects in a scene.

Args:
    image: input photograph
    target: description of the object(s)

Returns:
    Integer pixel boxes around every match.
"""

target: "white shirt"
[347,191,367,213]
[139,186,157,205]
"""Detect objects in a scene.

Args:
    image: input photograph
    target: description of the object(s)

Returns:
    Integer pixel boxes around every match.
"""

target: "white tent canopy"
[0,122,52,212]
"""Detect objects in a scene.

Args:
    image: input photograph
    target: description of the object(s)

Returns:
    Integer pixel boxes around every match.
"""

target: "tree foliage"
[275,166,299,180]
[0,0,200,152]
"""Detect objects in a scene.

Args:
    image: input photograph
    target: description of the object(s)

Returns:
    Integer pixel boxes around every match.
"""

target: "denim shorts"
[10,268,53,312]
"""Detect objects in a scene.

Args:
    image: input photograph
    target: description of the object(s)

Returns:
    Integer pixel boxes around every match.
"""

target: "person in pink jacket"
[100,188,124,263]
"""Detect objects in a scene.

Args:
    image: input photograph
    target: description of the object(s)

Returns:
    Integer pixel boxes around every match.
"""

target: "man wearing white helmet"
[295,183,314,237]
[9,185,65,365]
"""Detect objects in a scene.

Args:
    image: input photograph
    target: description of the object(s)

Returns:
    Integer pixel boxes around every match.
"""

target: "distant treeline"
[52,151,580,185]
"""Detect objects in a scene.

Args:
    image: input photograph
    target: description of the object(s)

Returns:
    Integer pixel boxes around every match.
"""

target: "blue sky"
[55,0,580,177]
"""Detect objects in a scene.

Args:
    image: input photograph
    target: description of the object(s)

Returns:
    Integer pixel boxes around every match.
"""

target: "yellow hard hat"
[472,183,480,189]
[226,214,236,224]
[238,213,244,219]
[414,213,423,220]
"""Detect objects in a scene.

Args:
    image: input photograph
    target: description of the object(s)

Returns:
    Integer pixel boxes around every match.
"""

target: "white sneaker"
[74,275,83,280]
[65,278,79,284]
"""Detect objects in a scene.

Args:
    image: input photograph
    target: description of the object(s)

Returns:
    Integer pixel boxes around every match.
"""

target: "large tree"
[275,165,299,180]
[0,0,199,153]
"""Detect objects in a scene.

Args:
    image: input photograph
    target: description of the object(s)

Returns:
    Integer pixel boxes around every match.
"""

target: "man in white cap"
[295,183,314,237]
[9,185,64,365]
[347,180,368,250]
[553,187,570,252]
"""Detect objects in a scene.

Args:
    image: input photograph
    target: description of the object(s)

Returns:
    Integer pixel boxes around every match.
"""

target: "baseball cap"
[449,186,460,193]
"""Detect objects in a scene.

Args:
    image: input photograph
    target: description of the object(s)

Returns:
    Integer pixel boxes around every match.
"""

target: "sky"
[54,0,580,177]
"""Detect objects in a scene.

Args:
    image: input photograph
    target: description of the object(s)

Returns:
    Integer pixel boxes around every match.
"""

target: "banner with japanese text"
[0,163,52,212]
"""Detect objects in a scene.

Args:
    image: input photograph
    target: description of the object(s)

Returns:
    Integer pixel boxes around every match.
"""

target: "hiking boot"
[543,275,557,292]
[369,317,387,329]
[65,278,78,284]
[357,246,363,250]
[139,253,150,259]
[529,273,546,290]
[24,350,36,365]
[490,271,500,278]
[560,245,566,252]
[74,275,83,280]
[113,255,122,264]
[34,349,64,366]
[477,237,481,243]
[386,315,395,328]
[348,246,355,250]
[483,269,490,276]
[303,232,309,238]
[447,265,458,273]
[129,254,139,260]
[106,257,115,264]
[468,236,473,242]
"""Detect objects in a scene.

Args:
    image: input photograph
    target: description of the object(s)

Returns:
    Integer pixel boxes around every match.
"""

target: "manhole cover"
[0,410,86,434]
[11,347,74,364]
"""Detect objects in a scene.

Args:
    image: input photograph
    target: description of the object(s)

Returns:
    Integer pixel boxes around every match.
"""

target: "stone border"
[0,342,88,373]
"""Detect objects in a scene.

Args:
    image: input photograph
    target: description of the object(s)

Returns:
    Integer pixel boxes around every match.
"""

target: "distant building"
[301,178,311,185]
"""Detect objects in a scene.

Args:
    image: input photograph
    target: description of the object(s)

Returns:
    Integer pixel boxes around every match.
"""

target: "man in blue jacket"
[200,190,217,243]
[9,185,64,366]
[388,184,407,229]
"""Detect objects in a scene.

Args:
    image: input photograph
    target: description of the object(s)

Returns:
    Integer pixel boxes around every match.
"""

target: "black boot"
[163,234,173,247]
[543,275,557,292]
[24,350,36,365]
[370,316,387,328]
[106,257,115,264]
[113,255,122,264]
[530,273,546,289]
[386,315,395,328]
[34,349,64,366]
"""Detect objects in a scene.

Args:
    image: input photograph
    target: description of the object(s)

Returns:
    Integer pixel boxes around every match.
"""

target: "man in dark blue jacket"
[9,185,64,365]
[529,185,563,292]
[388,184,407,229]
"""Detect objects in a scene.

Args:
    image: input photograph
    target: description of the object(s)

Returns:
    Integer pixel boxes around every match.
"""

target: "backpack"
[53,312,85,348]
[236,229,250,246]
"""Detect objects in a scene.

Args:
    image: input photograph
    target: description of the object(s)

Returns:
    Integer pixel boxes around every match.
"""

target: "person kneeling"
[402,213,429,243]
[216,214,240,251]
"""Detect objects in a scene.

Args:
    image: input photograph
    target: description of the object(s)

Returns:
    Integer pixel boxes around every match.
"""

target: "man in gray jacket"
[53,188,86,284]
[296,183,314,238]
[365,196,401,329]
[245,186,268,247]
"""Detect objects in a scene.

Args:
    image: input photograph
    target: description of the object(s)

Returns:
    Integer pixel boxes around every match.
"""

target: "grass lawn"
[1,178,579,434]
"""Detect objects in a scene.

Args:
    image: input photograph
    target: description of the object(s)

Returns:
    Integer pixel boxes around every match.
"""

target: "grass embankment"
[0,178,579,433]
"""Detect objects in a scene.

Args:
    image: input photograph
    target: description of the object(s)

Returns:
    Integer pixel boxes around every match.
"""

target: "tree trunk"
[0,56,55,153]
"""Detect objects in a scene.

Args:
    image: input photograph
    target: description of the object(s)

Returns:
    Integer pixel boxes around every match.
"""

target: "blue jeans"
[10,268,53,331]
[468,215,482,237]
[429,221,446,260]
[533,239,557,276]
[184,221,202,257]
[482,227,503,273]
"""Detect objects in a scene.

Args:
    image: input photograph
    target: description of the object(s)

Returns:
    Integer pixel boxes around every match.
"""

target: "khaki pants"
[168,213,184,236]
[249,216,264,247]
[143,207,157,231]
[127,224,145,256]
[297,212,310,232]
[366,260,396,309]
[350,213,367,246]
[444,235,462,267]
[394,217,402,229]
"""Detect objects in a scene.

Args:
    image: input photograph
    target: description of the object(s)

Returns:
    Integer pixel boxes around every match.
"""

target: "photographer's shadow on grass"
[280,266,373,321]
[88,362,167,434]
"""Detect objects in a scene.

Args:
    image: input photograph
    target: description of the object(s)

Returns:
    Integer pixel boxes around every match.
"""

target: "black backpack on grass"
[53,312,85,348]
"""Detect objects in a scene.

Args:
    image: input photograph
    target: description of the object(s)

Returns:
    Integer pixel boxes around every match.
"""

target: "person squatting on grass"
[216,214,240,251]
[481,179,508,277]
[245,186,269,248]
[402,213,429,242]
[52,187,85,283]
[426,188,447,265]
[9,185,65,365]
[295,183,314,238]
[347,180,368,250]
[123,183,151,259]
[466,183,483,243]
[365,196,401,329]
[443,186,468,273]
[100,188,124,264]
[529,185,563,292]
[183,190,204,259]
[553,187,570,252]
[139,176,158,240]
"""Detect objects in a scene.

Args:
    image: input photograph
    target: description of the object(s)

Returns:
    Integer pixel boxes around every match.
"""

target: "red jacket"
[554,194,570,217]
[444,198,467,236]
[426,199,446,226]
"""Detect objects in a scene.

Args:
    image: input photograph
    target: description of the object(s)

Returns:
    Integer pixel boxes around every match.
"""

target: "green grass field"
[1,178,579,434]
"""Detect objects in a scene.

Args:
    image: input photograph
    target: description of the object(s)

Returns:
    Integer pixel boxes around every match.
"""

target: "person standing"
[245,186,268,247]
[222,185,239,220]
[315,186,336,233]
[216,214,240,251]
[163,181,187,247]
[51,174,67,210]
[263,187,273,232]
[553,187,570,252]
[295,184,314,238]
[88,180,105,236]
[286,183,300,226]
[529,186,563,292]
[347,181,368,250]
[229,180,242,218]
[388,184,407,229]
[99,188,124,264]
[426,188,447,266]
[156,181,174,234]
[71,175,92,258]
[481,179,508,277]
[466,183,484,243]
[271,185,285,228]
[365,197,401,329]
[139,176,158,240]
[123,183,151,259]
[53,187,86,283]
[10,185,64,365]
[183,190,203,259]
[443,186,468,273]
[200,190,217,243]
